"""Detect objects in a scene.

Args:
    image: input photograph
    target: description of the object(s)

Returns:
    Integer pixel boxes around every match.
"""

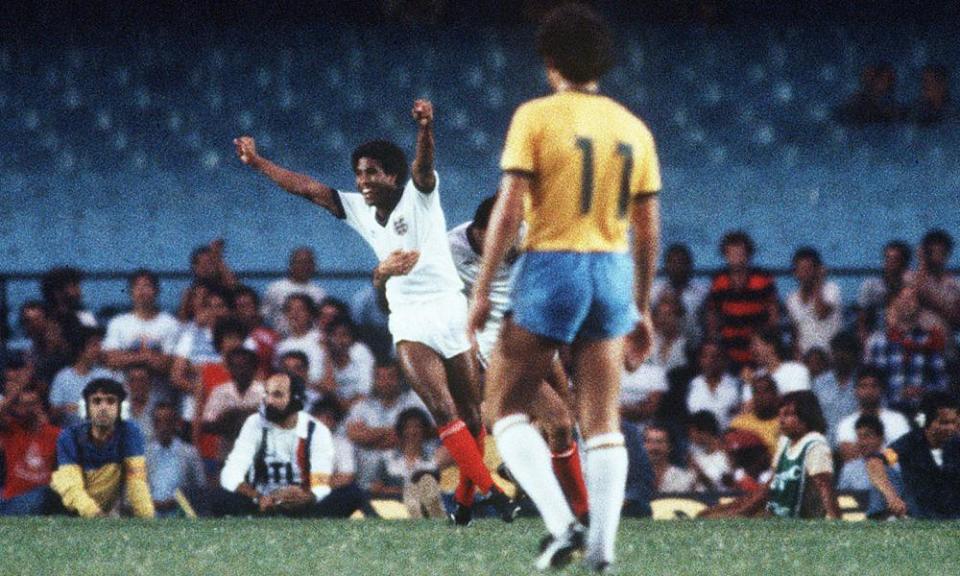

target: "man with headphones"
[214,372,366,517]
[49,378,155,518]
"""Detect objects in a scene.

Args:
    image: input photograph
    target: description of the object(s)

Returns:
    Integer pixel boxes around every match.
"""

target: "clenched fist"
[234,136,258,165]
[412,99,433,127]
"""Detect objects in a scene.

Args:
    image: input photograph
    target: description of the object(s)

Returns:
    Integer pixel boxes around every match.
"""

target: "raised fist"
[233,136,258,165]
[412,99,433,127]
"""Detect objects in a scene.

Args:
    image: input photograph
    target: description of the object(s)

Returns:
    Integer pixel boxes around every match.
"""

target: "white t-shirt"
[262,278,327,335]
[686,373,742,431]
[835,408,911,447]
[275,329,326,385]
[345,391,429,430]
[690,445,731,488]
[620,363,668,407]
[220,411,334,501]
[773,362,811,395]
[103,311,181,354]
[202,380,266,423]
[337,173,463,307]
[786,282,842,354]
[331,342,376,400]
[332,433,357,476]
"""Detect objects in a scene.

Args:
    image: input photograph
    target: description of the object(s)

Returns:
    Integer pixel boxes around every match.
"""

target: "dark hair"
[780,391,827,434]
[351,140,409,189]
[318,296,350,318]
[921,228,954,253]
[536,3,614,84]
[128,268,159,291]
[203,284,234,309]
[41,266,83,305]
[884,240,912,267]
[68,325,105,363]
[226,346,258,364]
[152,401,179,418]
[285,373,307,413]
[687,410,720,436]
[311,396,344,424]
[213,316,249,353]
[324,316,356,338]
[283,293,318,317]
[829,331,861,356]
[854,413,885,438]
[82,377,128,404]
[395,407,434,438]
[856,366,888,391]
[918,391,958,430]
[792,246,822,267]
[279,350,310,367]
[233,284,260,307]
[375,356,400,370]
[665,243,693,265]
[719,230,755,258]
[471,196,497,230]
[190,245,212,266]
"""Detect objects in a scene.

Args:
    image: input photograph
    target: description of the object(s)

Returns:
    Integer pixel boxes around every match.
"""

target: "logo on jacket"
[393,217,409,235]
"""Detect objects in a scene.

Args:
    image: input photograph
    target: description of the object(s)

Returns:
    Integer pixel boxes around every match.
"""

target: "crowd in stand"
[1,227,958,519]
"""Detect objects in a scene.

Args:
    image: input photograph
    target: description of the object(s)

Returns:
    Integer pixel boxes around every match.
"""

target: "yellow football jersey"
[500,91,661,253]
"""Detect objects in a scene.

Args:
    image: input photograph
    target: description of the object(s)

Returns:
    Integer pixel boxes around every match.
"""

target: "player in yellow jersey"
[467,4,660,572]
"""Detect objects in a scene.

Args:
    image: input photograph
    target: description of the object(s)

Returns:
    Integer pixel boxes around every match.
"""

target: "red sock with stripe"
[552,442,590,522]
[439,420,495,495]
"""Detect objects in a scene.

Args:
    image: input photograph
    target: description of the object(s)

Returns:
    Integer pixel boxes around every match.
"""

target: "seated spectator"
[686,411,731,493]
[50,378,154,518]
[836,414,904,519]
[274,294,325,386]
[835,368,911,461]
[787,247,842,354]
[686,341,741,431]
[278,350,316,406]
[705,230,779,372]
[857,240,911,343]
[0,383,60,515]
[261,247,327,335]
[729,374,781,458]
[865,285,949,411]
[318,318,375,411]
[233,285,280,380]
[802,347,830,382]
[146,402,206,518]
[644,423,701,494]
[835,62,903,125]
[312,397,358,489]
[170,285,234,396]
[213,374,365,518]
[184,240,238,297]
[49,327,117,427]
[911,65,956,125]
[812,332,861,444]
[648,292,688,372]
[700,391,839,519]
[345,359,427,489]
[910,229,960,330]
[371,408,445,519]
[721,429,772,495]
[749,327,810,396]
[317,297,352,335]
[620,357,668,432]
[867,392,960,519]
[200,348,265,468]
[41,266,98,332]
[102,269,179,378]
[650,243,709,344]
[125,364,166,442]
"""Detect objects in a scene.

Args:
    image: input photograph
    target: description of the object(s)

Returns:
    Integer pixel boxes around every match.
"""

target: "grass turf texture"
[1,518,958,575]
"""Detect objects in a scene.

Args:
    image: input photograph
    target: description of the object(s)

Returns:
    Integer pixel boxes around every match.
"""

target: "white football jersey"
[337,172,463,307]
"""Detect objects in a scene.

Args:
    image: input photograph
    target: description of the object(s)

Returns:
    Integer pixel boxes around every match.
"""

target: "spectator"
[0,384,60,515]
[233,285,280,380]
[648,292,688,372]
[278,350,312,398]
[643,424,700,494]
[40,266,97,332]
[213,373,365,518]
[836,414,905,519]
[311,397,358,489]
[17,301,71,387]
[834,368,911,461]
[146,402,206,518]
[274,294,325,386]
[317,297,351,335]
[371,408,446,519]
[857,240,911,342]
[318,318,375,411]
[686,411,731,492]
[706,230,779,371]
[125,364,165,442]
[650,243,709,343]
[345,359,427,489]
[170,285,234,395]
[786,247,842,354]
[701,391,839,519]
[721,429,772,495]
[802,347,830,381]
[864,285,949,410]
[48,327,117,427]
[729,374,781,458]
[686,340,741,431]
[620,354,668,430]
[200,348,265,467]
[102,269,179,376]
[749,327,810,395]
[50,378,154,518]
[910,229,960,330]
[189,240,238,292]
[835,62,903,125]
[867,392,960,519]
[910,65,955,125]
[262,248,327,335]
[811,332,861,444]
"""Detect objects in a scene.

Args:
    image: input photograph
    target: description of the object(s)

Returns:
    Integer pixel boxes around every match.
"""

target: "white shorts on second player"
[388,291,472,359]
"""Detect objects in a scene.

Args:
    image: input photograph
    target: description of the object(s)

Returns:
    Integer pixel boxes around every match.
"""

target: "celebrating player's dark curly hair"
[351,140,409,188]
[536,3,614,84]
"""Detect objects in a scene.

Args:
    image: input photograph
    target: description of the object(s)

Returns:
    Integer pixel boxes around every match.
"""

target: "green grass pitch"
[1,518,958,575]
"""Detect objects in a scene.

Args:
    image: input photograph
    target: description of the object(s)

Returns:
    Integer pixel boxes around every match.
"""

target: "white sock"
[584,432,628,565]
[493,414,575,537]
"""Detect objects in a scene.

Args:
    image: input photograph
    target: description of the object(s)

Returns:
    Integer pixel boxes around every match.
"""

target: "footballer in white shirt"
[234,100,515,522]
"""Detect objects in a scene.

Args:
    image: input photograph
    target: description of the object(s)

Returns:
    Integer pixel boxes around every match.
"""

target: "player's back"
[500,91,660,254]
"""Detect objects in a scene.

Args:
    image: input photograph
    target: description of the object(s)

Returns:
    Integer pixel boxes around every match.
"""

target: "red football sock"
[439,420,495,494]
[453,426,488,506]
[552,442,590,521]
